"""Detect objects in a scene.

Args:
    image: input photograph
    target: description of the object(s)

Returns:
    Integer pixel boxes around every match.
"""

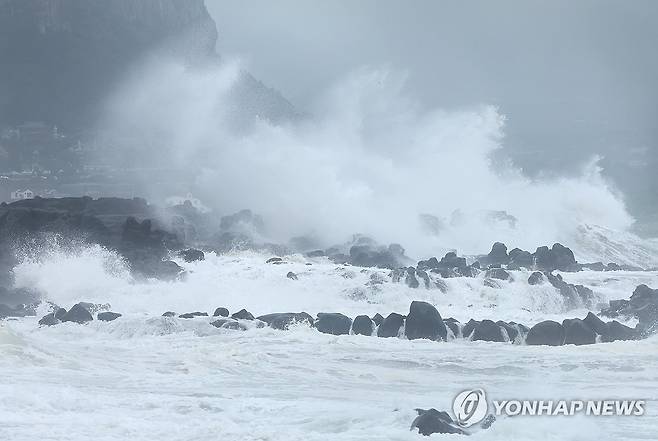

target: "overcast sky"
[206,0,658,224]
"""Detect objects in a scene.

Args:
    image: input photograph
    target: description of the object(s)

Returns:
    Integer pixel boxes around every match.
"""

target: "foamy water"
[2,247,658,440]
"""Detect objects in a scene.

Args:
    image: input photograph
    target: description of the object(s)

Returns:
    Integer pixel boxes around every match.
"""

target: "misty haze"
[0,1,657,440]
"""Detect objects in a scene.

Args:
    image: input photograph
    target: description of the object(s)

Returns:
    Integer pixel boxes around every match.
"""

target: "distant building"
[10,189,34,200]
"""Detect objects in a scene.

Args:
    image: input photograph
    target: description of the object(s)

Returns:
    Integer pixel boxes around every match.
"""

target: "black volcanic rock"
[471,320,505,342]
[405,301,446,341]
[602,321,637,342]
[314,313,352,335]
[528,271,544,285]
[61,303,93,324]
[487,242,510,266]
[351,315,374,336]
[213,307,229,317]
[509,248,533,268]
[485,268,511,281]
[231,309,255,321]
[257,312,313,330]
[411,408,465,436]
[526,320,565,346]
[38,312,60,326]
[534,243,578,272]
[98,312,122,322]
[179,248,205,262]
[563,318,596,345]
[377,313,405,338]
[583,312,609,336]
[179,311,208,319]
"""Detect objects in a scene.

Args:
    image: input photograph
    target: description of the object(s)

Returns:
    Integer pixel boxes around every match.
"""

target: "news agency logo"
[452,388,646,423]
[453,389,488,427]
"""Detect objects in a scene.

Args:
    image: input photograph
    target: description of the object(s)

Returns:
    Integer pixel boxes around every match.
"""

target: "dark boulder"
[348,243,404,269]
[606,263,622,271]
[257,312,313,330]
[286,271,298,280]
[162,311,177,317]
[439,252,467,269]
[231,309,255,321]
[509,248,533,268]
[528,271,544,285]
[526,320,565,346]
[602,320,637,342]
[534,243,578,272]
[213,307,229,317]
[583,312,609,336]
[410,408,465,436]
[377,312,405,338]
[266,257,283,264]
[38,313,60,326]
[417,257,440,271]
[444,318,461,338]
[352,315,374,336]
[497,320,519,341]
[97,312,122,322]
[372,313,384,326]
[179,248,205,262]
[314,313,352,335]
[210,318,246,330]
[61,303,93,324]
[405,301,447,341]
[487,242,509,266]
[54,307,67,320]
[179,311,208,319]
[485,268,511,281]
[471,319,505,342]
[563,318,596,345]
[462,319,479,338]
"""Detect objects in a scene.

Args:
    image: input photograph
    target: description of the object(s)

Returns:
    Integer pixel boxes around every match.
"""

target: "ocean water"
[1,248,657,440]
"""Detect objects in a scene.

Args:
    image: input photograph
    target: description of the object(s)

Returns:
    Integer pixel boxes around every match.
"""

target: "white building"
[10,189,35,200]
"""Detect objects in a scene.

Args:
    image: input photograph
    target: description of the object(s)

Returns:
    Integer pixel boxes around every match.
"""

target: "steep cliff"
[0,0,295,128]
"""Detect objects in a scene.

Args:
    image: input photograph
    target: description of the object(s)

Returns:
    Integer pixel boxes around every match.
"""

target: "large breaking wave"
[96,59,653,263]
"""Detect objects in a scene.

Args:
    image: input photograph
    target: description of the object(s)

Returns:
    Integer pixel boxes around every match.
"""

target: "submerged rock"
[231,309,255,321]
[485,268,511,281]
[179,248,205,262]
[257,312,313,330]
[97,312,122,322]
[38,313,60,326]
[410,408,465,436]
[61,303,93,324]
[179,312,208,319]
